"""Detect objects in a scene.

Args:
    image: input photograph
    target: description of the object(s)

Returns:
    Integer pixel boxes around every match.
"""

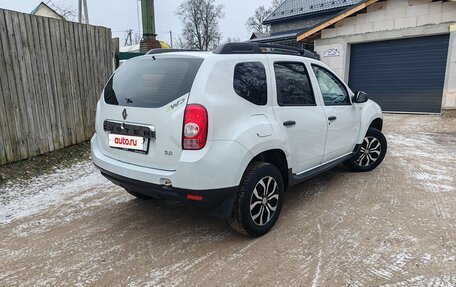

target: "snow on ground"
[0,161,108,225]
[387,133,456,193]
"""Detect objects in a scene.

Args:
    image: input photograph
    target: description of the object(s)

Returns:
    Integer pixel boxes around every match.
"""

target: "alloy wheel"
[249,176,279,226]
[356,136,382,167]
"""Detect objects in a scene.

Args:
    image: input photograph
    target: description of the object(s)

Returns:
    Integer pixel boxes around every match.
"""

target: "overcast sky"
[0,0,270,46]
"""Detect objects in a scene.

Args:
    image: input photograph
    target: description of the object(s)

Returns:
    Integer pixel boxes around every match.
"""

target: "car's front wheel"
[228,162,284,237]
[345,127,387,172]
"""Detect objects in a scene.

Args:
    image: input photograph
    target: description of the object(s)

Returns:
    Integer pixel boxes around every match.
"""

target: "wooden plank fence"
[0,9,113,165]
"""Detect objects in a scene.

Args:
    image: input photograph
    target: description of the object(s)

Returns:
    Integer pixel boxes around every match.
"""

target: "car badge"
[122,108,128,120]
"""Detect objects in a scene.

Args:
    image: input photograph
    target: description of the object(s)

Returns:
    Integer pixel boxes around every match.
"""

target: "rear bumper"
[98,166,237,212]
[91,134,252,190]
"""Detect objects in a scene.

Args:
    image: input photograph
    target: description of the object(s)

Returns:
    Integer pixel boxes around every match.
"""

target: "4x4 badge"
[122,109,128,120]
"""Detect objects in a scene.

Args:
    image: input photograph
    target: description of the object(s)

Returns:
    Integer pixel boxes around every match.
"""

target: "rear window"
[233,62,267,105]
[274,62,315,106]
[104,57,204,108]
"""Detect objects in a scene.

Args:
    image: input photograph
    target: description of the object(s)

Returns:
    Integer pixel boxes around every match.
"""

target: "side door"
[271,60,328,174]
[310,64,361,163]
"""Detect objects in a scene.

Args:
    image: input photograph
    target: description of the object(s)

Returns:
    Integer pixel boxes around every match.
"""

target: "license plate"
[108,134,148,151]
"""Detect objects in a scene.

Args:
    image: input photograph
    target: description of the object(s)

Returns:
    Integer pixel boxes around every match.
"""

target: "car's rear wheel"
[345,127,387,172]
[125,188,154,200]
[228,162,284,237]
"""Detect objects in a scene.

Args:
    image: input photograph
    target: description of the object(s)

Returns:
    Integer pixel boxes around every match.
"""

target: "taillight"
[182,104,208,150]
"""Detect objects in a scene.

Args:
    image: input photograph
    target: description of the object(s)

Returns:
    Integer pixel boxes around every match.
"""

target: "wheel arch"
[357,100,383,143]
[369,118,383,131]
[243,149,289,188]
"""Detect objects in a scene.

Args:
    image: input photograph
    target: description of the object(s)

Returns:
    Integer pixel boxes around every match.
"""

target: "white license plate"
[108,134,147,151]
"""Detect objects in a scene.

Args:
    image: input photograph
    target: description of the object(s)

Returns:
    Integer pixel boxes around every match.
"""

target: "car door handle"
[283,120,296,127]
[328,116,337,121]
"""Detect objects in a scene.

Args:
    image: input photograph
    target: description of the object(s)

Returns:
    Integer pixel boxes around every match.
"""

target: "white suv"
[91,43,387,237]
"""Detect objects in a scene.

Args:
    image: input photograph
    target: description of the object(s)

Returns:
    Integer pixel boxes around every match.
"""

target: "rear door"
[271,60,327,173]
[96,55,204,171]
[311,65,360,163]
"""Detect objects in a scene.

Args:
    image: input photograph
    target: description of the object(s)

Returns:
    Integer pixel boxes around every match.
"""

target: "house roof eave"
[297,0,380,42]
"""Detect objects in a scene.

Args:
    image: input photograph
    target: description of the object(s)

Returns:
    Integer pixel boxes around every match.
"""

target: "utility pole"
[125,29,134,47]
[78,0,89,24]
[170,31,173,48]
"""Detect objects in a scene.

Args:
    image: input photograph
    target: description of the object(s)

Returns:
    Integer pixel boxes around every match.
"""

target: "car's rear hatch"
[96,55,204,171]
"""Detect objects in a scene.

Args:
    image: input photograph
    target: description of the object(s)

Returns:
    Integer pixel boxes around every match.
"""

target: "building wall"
[313,0,456,111]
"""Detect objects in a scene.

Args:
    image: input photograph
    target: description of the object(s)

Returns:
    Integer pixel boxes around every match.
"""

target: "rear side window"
[274,62,316,106]
[233,62,267,105]
[104,57,203,108]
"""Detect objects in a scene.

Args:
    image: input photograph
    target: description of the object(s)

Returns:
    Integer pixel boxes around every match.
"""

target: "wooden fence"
[0,9,113,165]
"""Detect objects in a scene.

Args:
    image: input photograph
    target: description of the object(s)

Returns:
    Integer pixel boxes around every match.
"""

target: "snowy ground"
[0,114,455,286]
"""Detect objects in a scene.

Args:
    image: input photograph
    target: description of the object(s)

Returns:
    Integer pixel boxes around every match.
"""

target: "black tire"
[228,162,284,237]
[344,127,387,172]
[125,188,154,200]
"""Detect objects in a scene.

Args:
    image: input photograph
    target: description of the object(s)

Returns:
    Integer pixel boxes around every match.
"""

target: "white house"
[31,2,65,21]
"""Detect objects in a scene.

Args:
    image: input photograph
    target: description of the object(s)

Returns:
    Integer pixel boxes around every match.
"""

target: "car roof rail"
[145,48,204,55]
[213,43,320,60]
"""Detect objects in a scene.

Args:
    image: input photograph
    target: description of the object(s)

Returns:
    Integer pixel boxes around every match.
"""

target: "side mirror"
[354,91,368,103]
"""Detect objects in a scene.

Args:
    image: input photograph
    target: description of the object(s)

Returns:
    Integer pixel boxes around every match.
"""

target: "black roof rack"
[145,48,204,55]
[145,44,320,60]
[213,43,320,60]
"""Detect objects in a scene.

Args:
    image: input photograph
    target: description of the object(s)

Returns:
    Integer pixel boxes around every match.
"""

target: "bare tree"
[46,0,77,21]
[246,6,270,33]
[271,0,286,10]
[176,0,225,51]
[246,0,286,34]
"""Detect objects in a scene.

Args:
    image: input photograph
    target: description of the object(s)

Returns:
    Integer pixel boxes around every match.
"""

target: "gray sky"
[0,0,270,46]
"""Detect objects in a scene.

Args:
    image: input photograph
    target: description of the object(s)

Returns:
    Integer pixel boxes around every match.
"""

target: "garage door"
[349,34,449,113]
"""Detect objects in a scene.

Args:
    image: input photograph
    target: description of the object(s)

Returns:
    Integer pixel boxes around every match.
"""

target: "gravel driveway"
[1,114,455,286]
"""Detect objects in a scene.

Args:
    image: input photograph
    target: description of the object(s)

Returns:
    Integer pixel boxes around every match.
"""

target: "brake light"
[182,104,208,150]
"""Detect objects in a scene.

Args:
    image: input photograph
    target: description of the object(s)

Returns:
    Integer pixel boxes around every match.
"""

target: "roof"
[31,2,65,20]
[249,32,270,40]
[264,0,364,24]
[120,42,172,52]
[250,28,307,43]
[252,13,339,43]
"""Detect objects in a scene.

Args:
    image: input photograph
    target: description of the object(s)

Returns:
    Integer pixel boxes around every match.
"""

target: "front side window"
[233,62,268,105]
[274,62,316,106]
[312,65,351,106]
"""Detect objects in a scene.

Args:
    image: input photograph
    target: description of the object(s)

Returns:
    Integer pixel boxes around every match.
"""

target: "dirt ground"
[0,114,455,286]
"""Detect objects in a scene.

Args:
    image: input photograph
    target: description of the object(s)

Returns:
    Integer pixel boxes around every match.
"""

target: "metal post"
[137,0,142,36]
[78,0,82,23]
[83,0,89,24]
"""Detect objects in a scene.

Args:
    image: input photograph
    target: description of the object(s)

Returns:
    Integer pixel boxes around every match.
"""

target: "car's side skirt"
[288,152,356,187]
